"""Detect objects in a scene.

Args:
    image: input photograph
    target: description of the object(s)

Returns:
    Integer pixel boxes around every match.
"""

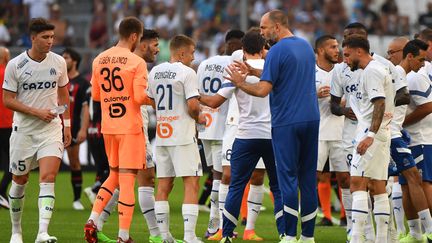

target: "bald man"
[0,46,12,209]
[387,37,409,66]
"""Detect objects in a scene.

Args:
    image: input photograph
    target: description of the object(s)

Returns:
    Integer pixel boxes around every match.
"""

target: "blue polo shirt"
[261,36,320,127]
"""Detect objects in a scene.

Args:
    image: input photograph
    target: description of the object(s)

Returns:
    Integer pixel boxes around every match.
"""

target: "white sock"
[138,187,160,236]
[208,180,220,233]
[341,188,352,234]
[119,229,129,241]
[365,194,375,242]
[392,182,406,235]
[9,181,26,235]
[246,184,264,230]
[418,209,432,234]
[218,183,228,230]
[373,193,390,243]
[351,191,368,243]
[155,201,170,240]
[38,183,55,234]
[97,188,119,231]
[408,219,423,240]
[182,204,199,241]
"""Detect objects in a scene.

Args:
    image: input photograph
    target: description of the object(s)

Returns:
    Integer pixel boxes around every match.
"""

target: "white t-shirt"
[2,51,68,135]
[148,62,199,146]
[390,65,408,138]
[331,62,362,109]
[316,65,344,140]
[355,60,395,134]
[23,0,54,19]
[217,59,271,139]
[405,71,432,146]
[197,55,231,140]
[418,61,432,85]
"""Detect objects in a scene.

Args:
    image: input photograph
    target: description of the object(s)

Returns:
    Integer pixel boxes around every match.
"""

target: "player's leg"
[316,140,332,226]
[400,179,425,242]
[85,136,110,204]
[66,143,84,210]
[243,168,265,241]
[9,173,29,243]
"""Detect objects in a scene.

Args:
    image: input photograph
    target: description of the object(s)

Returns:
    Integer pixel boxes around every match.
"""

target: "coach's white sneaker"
[10,233,23,243]
[84,187,96,204]
[35,232,57,243]
[73,200,85,210]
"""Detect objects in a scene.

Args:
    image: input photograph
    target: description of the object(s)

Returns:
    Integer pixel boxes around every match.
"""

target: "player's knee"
[40,173,57,183]
[405,169,422,185]
[221,171,231,184]
[12,174,29,185]
[337,173,350,188]
[251,170,265,185]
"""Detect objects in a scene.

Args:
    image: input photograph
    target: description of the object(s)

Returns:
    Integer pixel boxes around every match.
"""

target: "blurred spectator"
[419,2,432,28]
[380,0,409,35]
[351,0,381,34]
[23,0,54,20]
[0,9,11,46]
[323,0,348,30]
[155,5,179,35]
[49,4,74,47]
[89,0,108,48]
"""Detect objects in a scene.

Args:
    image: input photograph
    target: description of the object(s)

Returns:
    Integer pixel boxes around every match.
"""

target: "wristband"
[63,119,71,127]
[367,131,375,138]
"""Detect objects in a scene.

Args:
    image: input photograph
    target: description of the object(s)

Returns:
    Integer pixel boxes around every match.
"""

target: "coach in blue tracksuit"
[225,10,320,243]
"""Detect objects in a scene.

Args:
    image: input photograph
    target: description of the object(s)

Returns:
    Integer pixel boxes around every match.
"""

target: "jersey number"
[202,77,222,93]
[156,84,173,110]
[100,67,124,92]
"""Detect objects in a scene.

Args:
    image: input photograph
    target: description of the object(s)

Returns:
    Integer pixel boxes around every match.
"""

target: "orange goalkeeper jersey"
[91,46,149,134]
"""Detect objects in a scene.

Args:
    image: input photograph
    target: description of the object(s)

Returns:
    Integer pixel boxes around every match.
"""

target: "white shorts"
[317,140,347,172]
[202,139,222,172]
[350,128,390,180]
[342,119,357,169]
[221,124,265,169]
[146,140,155,168]
[10,127,63,176]
[155,142,203,178]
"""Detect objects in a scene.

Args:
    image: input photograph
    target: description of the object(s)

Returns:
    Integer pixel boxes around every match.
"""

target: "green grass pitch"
[0,171,346,242]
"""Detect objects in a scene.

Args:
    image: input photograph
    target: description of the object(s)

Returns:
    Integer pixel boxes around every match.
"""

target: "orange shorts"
[103,132,146,169]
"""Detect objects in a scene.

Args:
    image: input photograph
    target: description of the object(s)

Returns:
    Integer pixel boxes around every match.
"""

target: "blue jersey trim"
[410,85,432,98]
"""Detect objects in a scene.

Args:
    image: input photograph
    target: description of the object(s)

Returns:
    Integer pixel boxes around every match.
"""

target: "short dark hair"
[63,47,82,69]
[342,35,370,53]
[29,18,55,35]
[315,35,336,50]
[118,16,143,40]
[141,29,159,41]
[403,39,429,58]
[225,29,245,43]
[418,28,432,42]
[242,30,266,55]
[169,34,195,51]
[344,22,367,32]
[268,10,289,28]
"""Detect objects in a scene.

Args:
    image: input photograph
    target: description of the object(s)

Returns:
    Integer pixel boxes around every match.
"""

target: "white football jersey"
[148,62,199,146]
[390,65,408,138]
[2,51,68,134]
[316,65,344,140]
[355,60,395,133]
[405,71,432,146]
[218,59,271,139]
[197,55,231,140]
[225,95,239,126]
[418,61,432,85]
[140,105,150,144]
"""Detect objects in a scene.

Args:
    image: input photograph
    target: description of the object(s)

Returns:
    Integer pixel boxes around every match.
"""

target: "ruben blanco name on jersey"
[2,51,68,134]
[405,71,432,146]
[316,65,344,141]
[354,60,395,135]
[148,62,199,146]
[197,55,231,140]
[218,59,271,139]
[390,65,408,138]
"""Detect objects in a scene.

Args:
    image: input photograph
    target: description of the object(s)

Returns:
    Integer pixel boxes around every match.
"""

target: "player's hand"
[36,109,57,123]
[197,113,207,125]
[224,64,247,87]
[76,128,87,144]
[233,60,261,77]
[343,107,357,121]
[356,136,374,155]
[63,127,72,147]
[317,86,331,98]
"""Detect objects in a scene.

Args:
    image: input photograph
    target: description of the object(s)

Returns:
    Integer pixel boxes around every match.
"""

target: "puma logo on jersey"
[24,71,32,76]
[23,81,57,90]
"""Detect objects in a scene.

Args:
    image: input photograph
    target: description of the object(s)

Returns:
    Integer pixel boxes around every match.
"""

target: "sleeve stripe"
[221,83,235,88]
[370,96,385,102]
[2,88,17,93]
[58,81,70,88]
[186,95,199,100]
[410,85,432,98]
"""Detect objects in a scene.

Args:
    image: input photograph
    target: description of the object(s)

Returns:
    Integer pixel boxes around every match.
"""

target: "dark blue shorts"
[389,137,416,176]
[400,145,432,184]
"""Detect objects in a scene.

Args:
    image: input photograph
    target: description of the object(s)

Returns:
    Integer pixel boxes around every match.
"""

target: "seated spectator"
[380,0,410,35]
[419,2,432,28]
[89,0,108,48]
[23,0,54,21]
[351,0,381,34]
[49,4,74,47]
[0,9,11,46]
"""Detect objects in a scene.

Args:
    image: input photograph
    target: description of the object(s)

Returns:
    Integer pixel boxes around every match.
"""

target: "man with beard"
[342,35,394,243]
[314,35,347,227]
[225,10,319,243]
[62,48,90,211]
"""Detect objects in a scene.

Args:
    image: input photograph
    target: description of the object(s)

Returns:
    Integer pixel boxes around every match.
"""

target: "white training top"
[354,60,395,134]
[2,51,68,134]
[405,71,432,146]
[218,59,271,139]
[197,55,231,140]
[316,64,344,140]
[390,65,408,138]
[148,62,199,146]
[418,61,432,85]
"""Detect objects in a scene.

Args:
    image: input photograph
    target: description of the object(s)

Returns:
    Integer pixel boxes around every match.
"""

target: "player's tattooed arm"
[369,98,385,133]
[330,95,357,120]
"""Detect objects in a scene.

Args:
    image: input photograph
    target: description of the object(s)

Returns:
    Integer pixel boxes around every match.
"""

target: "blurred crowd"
[1,0,432,62]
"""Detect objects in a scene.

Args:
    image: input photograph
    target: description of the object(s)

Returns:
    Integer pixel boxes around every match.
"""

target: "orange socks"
[118,173,136,231]
[241,182,251,220]
[318,182,332,220]
[92,170,119,214]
